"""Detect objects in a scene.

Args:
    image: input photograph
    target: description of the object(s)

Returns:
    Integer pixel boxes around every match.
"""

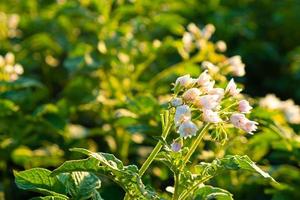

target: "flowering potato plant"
[14,71,274,200]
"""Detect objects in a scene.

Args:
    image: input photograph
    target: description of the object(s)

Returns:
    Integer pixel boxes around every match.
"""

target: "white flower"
[171,141,182,152]
[182,32,193,52]
[227,56,245,77]
[238,100,252,113]
[230,113,258,134]
[202,24,215,39]
[182,88,201,103]
[0,55,5,66]
[201,81,215,94]
[14,64,23,75]
[175,74,194,88]
[208,88,224,101]
[196,70,211,86]
[281,100,300,124]
[195,95,220,110]
[225,79,242,96]
[202,109,222,123]
[174,105,191,126]
[187,23,201,38]
[215,40,227,52]
[5,52,15,65]
[178,120,199,138]
[171,97,183,107]
[202,61,219,74]
[259,94,281,109]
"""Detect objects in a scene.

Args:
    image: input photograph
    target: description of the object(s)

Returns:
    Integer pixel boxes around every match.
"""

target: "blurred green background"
[0,0,300,200]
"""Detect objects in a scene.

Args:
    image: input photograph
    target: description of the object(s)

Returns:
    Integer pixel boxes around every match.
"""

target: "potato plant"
[14,70,275,199]
[0,1,299,200]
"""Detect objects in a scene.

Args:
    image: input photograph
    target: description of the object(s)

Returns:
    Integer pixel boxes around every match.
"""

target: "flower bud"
[171,141,182,152]
[215,40,227,52]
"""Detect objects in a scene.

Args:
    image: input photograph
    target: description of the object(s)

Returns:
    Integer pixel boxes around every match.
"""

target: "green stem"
[139,140,164,176]
[172,173,180,200]
[181,123,211,170]
[138,122,172,176]
[178,176,212,200]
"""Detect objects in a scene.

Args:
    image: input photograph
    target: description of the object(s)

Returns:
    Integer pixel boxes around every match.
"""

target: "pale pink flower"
[230,113,258,134]
[242,120,258,134]
[175,74,194,88]
[208,88,224,101]
[225,79,242,96]
[174,105,191,126]
[201,81,215,94]
[178,120,199,138]
[195,95,219,110]
[196,70,211,86]
[202,109,222,123]
[238,100,252,113]
[230,113,247,128]
[182,88,201,103]
[171,97,183,107]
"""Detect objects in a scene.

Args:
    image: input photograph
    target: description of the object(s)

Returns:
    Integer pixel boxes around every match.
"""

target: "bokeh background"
[1,0,300,200]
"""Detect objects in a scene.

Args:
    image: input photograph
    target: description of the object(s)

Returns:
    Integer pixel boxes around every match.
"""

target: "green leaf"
[14,168,67,198]
[58,172,101,200]
[195,155,275,181]
[53,148,160,199]
[31,196,68,200]
[0,99,19,116]
[194,185,233,200]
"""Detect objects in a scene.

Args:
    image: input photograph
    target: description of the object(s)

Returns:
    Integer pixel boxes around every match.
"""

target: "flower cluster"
[260,94,300,124]
[181,23,216,57]
[0,52,24,81]
[179,23,246,78]
[171,69,258,139]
